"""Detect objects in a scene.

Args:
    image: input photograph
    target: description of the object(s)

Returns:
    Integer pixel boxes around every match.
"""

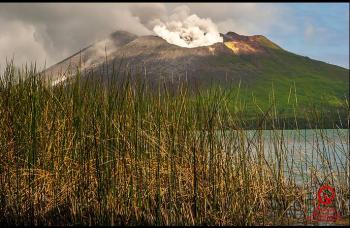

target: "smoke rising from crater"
[153,6,223,48]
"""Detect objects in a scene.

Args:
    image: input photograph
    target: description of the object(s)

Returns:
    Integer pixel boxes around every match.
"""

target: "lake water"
[254,129,347,163]
[244,129,349,225]
[230,129,349,177]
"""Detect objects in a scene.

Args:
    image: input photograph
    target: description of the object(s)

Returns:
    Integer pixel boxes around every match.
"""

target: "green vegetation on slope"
[210,47,350,126]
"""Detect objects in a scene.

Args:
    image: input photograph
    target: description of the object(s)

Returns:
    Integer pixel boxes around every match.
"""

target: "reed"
[0,62,349,225]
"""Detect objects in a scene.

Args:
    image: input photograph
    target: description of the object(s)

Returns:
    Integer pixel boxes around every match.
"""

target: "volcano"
[43,30,349,106]
[44,30,285,86]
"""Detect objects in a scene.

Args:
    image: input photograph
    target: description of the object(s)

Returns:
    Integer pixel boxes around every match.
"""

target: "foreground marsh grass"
[0,63,349,225]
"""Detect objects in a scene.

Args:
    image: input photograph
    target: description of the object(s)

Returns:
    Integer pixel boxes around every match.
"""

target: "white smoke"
[153,7,223,48]
[84,38,114,67]
[50,37,116,86]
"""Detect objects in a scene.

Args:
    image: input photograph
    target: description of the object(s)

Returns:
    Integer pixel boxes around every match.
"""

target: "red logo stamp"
[307,184,341,222]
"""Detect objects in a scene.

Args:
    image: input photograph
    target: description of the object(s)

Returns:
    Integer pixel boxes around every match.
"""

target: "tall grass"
[0,62,349,225]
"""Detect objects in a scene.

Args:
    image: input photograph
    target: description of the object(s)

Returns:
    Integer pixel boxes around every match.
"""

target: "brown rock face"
[220,32,281,54]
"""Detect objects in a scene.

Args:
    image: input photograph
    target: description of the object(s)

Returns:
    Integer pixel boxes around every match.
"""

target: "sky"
[0,3,348,69]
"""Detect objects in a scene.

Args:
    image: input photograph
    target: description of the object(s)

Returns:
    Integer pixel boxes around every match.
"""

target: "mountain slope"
[43,30,349,115]
[45,31,138,85]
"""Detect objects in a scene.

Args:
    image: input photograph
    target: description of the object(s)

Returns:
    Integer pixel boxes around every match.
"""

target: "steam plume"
[153,7,223,48]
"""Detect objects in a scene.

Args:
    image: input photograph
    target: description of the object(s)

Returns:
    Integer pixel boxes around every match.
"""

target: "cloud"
[304,23,316,42]
[0,20,50,70]
[172,3,291,35]
[129,3,167,29]
[0,3,155,67]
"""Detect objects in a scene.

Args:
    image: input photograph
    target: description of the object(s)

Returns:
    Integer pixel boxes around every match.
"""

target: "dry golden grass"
[0,63,348,225]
